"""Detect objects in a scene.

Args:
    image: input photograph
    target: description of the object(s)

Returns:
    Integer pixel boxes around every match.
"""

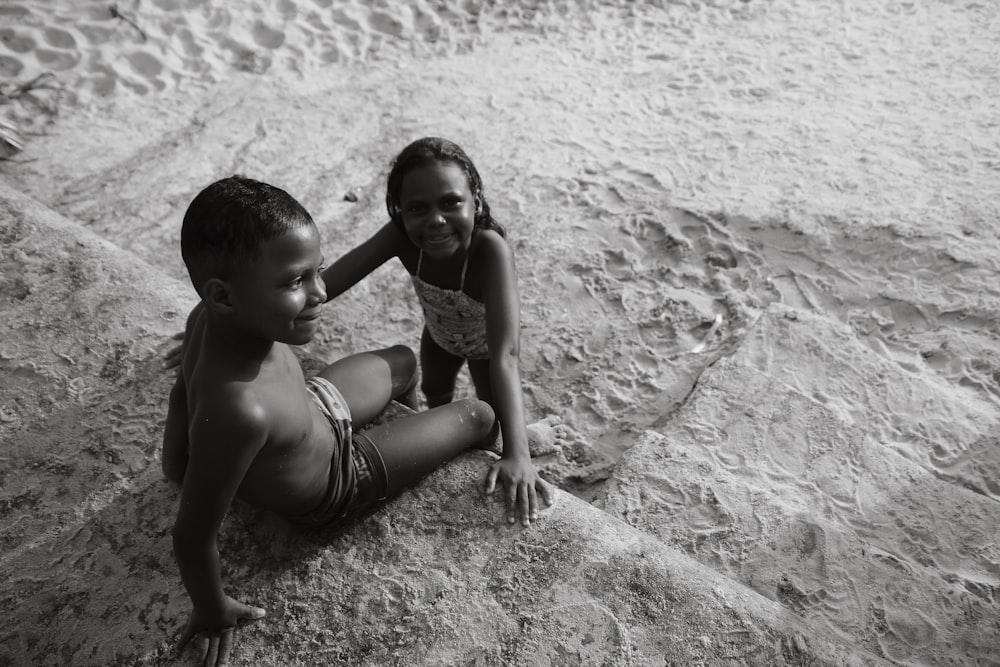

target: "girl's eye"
[406,204,426,214]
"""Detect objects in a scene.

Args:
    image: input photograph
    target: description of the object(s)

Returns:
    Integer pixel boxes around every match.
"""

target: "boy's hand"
[484,456,554,527]
[175,596,266,666]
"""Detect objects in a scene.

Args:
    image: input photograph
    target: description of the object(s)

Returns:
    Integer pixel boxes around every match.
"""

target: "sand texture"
[2,0,999,664]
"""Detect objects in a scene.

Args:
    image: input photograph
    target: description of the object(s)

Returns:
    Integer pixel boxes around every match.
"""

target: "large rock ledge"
[603,305,1000,665]
[0,184,884,664]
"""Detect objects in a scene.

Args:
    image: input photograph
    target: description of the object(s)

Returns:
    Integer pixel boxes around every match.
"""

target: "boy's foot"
[526,415,567,457]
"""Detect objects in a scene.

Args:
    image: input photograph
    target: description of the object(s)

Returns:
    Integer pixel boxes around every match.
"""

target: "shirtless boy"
[162,176,497,664]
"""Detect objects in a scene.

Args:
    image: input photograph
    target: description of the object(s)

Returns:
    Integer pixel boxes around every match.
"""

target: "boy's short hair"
[181,176,314,295]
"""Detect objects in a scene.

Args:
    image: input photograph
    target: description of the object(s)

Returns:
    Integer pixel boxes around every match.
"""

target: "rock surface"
[0,181,886,665]
[603,305,1000,665]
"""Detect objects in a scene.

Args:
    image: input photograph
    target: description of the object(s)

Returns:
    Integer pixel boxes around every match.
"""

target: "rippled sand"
[2,0,999,664]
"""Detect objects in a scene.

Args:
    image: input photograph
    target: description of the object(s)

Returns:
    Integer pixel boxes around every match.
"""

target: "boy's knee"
[388,344,417,379]
[372,344,417,391]
[387,343,416,364]
[378,344,415,372]
[460,398,496,432]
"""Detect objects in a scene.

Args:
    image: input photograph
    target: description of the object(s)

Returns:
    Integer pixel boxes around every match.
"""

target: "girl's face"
[397,160,476,261]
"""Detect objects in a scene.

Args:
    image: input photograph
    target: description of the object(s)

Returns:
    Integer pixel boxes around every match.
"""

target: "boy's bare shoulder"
[188,379,271,453]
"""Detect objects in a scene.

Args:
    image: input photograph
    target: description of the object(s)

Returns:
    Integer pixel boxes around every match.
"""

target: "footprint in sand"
[0,54,22,78]
[621,213,691,263]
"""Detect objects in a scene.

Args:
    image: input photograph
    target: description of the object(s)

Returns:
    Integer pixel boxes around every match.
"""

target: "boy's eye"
[289,277,304,288]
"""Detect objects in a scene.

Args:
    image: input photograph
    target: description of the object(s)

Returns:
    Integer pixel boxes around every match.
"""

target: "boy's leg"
[318,345,417,428]
[362,398,497,496]
[420,327,465,407]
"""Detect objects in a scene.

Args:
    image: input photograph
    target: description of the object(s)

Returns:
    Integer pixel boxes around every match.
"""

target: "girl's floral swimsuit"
[410,249,490,360]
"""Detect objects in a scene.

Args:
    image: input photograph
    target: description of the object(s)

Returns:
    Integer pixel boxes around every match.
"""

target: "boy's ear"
[203,278,235,314]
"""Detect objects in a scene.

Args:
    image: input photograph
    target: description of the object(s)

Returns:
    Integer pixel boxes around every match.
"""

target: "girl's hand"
[164,330,184,370]
[484,456,554,526]
[175,596,266,666]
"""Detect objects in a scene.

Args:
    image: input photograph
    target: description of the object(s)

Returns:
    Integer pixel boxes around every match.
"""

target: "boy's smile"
[399,161,476,261]
[227,224,327,345]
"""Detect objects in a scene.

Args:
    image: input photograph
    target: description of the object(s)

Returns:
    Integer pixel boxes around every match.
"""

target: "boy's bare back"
[164,302,338,516]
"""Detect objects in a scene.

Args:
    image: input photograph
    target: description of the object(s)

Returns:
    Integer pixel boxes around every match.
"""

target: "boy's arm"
[172,393,268,649]
[320,222,407,301]
[161,373,189,484]
[478,233,554,526]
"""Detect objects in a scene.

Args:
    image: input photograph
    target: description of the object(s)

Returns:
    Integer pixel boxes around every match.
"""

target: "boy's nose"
[310,275,327,303]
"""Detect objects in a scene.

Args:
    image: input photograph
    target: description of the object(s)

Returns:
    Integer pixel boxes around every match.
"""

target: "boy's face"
[226,223,327,345]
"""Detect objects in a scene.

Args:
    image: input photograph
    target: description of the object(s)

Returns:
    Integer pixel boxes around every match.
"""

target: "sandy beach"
[2,0,999,664]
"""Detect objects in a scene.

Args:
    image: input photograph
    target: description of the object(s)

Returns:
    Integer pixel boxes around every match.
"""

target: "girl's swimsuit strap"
[459,253,469,290]
[415,248,470,291]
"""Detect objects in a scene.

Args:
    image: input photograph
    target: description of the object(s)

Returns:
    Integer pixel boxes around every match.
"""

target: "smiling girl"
[322,137,555,527]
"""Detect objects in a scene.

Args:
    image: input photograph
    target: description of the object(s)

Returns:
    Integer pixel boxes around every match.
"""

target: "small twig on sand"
[0,72,57,101]
[110,4,147,42]
[0,72,61,159]
[0,118,24,153]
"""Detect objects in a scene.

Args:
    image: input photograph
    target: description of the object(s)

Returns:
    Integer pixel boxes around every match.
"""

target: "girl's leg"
[363,399,498,496]
[318,345,418,429]
[420,327,465,407]
[467,359,494,404]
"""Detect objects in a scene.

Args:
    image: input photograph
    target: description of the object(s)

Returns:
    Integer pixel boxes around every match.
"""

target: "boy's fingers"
[217,628,235,666]
[239,604,266,621]
[204,635,219,667]
[174,624,197,654]
[193,635,209,664]
[527,484,538,521]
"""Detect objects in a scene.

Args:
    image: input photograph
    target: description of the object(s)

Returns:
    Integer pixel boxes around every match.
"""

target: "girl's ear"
[203,278,235,314]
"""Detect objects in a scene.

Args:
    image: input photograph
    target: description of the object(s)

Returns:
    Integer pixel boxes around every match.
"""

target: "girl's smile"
[398,161,476,260]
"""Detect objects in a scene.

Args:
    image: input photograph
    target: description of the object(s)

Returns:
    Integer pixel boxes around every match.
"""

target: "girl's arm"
[478,232,552,525]
[321,222,409,301]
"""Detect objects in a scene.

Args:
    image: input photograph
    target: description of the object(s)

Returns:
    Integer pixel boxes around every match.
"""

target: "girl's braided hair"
[385,137,505,238]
